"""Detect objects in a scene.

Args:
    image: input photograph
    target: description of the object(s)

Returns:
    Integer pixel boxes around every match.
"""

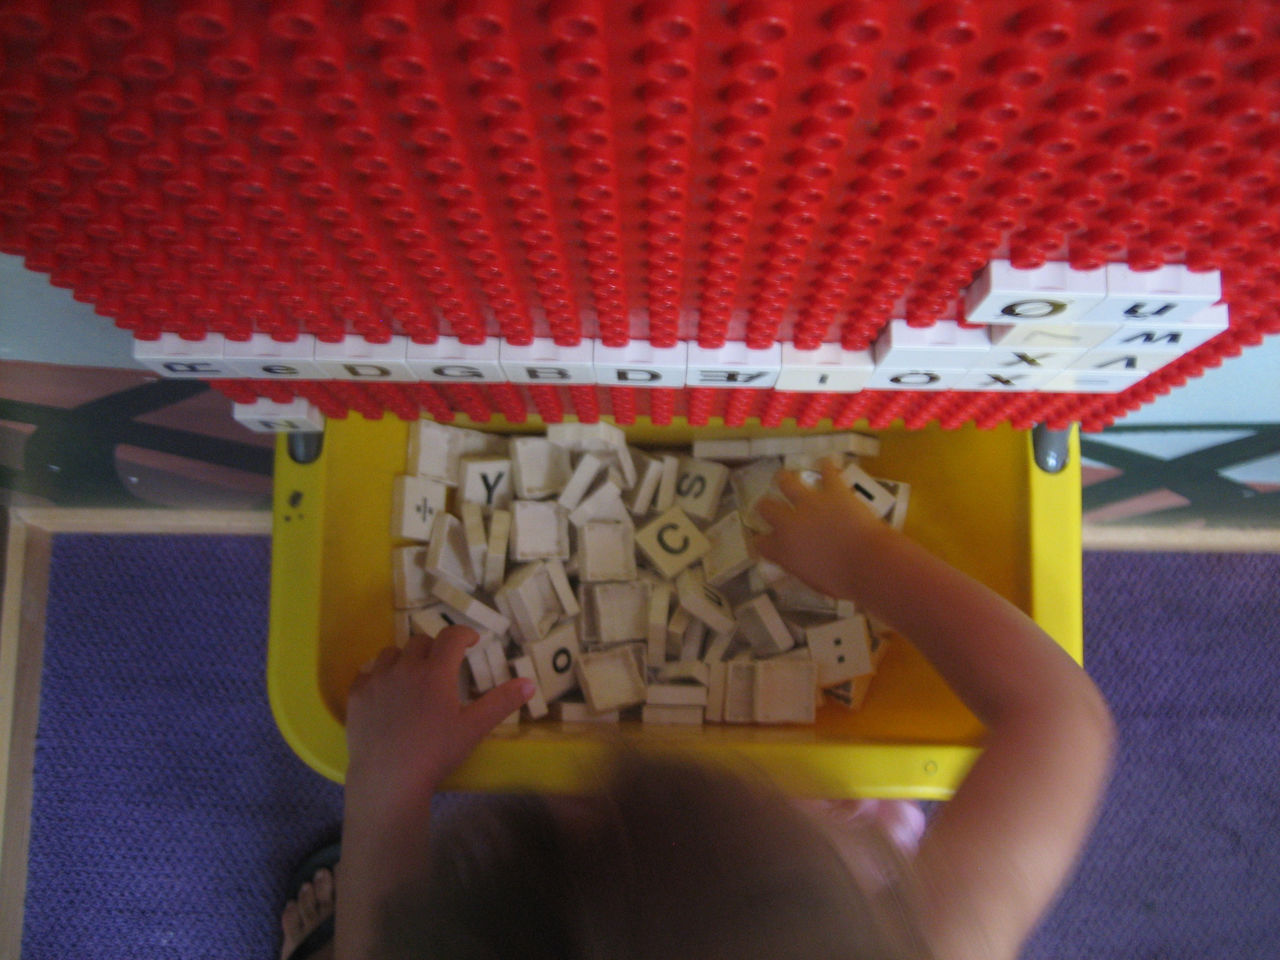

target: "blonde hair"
[384,749,932,960]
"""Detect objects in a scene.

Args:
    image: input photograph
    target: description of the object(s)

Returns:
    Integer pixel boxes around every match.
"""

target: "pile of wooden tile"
[391,422,908,725]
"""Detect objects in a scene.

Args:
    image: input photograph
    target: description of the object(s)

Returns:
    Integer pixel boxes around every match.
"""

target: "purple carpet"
[20,538,1280,959]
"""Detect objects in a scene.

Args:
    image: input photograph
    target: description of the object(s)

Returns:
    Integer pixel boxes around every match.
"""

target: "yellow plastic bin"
[268,416,1081,800]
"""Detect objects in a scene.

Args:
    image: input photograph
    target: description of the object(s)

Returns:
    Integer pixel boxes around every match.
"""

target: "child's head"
[380,750,932,959]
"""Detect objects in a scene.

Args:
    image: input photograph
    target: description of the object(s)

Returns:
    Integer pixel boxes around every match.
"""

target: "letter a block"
[636,506,711,579]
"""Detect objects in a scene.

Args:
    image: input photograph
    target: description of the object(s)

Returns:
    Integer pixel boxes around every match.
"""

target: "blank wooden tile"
[754,659,818,724]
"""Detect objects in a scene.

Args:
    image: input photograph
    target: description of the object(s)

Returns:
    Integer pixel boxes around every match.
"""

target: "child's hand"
[753,458,884,601]
[344,625,534,826]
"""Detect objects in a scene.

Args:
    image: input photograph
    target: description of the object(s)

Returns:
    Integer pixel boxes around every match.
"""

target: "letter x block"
[636,506,711,578]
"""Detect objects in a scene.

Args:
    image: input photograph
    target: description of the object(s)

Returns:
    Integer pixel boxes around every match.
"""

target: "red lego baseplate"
[2,0,1278,430]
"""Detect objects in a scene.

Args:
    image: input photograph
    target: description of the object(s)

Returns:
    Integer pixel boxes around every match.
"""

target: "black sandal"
[282,841,341,960]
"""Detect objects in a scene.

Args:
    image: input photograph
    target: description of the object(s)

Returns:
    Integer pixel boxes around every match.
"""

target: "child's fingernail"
[518,678,537,699]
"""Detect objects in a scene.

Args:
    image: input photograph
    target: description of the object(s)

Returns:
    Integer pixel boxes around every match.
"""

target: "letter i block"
[636,506,711,578]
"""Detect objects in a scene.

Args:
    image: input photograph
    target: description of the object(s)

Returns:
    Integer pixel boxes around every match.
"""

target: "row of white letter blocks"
[143,261,1224,431]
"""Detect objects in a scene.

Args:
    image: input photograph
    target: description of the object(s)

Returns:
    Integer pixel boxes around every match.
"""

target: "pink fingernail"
[518,678,537,699]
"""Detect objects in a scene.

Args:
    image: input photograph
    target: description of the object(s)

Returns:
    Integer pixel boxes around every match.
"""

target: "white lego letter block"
[232,398,326,433]
[866,367,964,391]
[1088,264,1221,327]
[405,336,505,382]
[987,321,1119,351]
[135,332,235,378]
[636,506,711,578]
[528,621,582,703]
[510,500,571,562]
[313,334,415,380]
[753,659,818,724]
[510,655,549,719]
[734,594,796,656]
[674,456,730,523]
[1068,349,1182,374]
[391,475,448,541]
[685,341,782,389]
[459,456,514,511]
[702,510,757,586]
[1041,369,1149,393]
[510,437,573,500]
[964,260,1107,325]
[223,333,325,379]
[593,339,688,387]
[1094,302,1229,353]
[873,320,991,371]
[579,521,637,582]
[500,337,596,384]
[806,615,873,687]
[575,647,647,713]
[774,343,875,393]
[675,567,736,634]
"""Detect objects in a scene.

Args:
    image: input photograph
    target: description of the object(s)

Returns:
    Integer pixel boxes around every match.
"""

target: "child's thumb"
[464,677,536,739]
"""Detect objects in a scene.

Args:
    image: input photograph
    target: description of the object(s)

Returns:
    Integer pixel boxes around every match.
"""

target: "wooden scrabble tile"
[734,594,796,656]
[407,603,456,638]
[636,506,711,578]
[430,580,511,635]
[465,644,495,692]
[646,579,672,667]
[510,655,549,719]
[706,661,728,723]
[806,615,873,687]
[557,452,607,510]
[424,513,477,592]
[510,437,572,500]
[546,560,579,617]
[646,683,709,707]
[840,462,896,518]
[482,509,511,592]
[680,617,708,661]
[392,546,431,609]
[690,438,754,461]
[666,607,690,661]
[654,454,679,512]
[879,478,911,531]
[409,421,506,485]
[769,574,842,615]
[484,639,512,685]
[528,620,582,702]
[654,660,711,686]
[674,456,730,522]
[509,500,571,562]
[731,457,783,532]
[753,659,818,724]
[589,580,650,647]
[701,629,735,664]
[550,701,620,723]
[675,567,736,634]
[628,452,665,517]
[701,509,757,587]
[459,456,514,511]
[391,475,448,541]
[460,501,488,580]
[575,647,647,713]
[723,661,757,723]
[568,479,629,526]
[496,561,571,644]
[578,520,637,582]
[641,704,705,725]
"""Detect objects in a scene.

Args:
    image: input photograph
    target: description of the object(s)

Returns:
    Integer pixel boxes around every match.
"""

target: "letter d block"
[636,506,711,579]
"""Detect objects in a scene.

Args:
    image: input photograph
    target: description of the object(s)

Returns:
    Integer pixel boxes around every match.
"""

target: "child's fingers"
[752,530,782,564]
[462,677,535,741]
[426,624,481,675]
[775,469,809,503]
[401,632,433,659]
[818,456,844,486]
[754,495,791,529]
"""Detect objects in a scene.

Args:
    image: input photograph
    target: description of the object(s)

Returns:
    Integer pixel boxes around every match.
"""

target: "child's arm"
[756,460,1114,960]
[337,626,534,960]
